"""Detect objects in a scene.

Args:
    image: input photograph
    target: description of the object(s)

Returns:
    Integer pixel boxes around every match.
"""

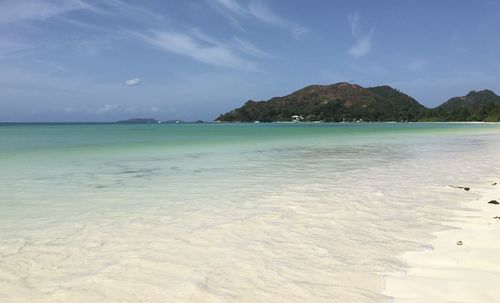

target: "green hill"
[217,83,500,122]
[438,90,500,111]
[217,82,426,122]
[431,90,500,121]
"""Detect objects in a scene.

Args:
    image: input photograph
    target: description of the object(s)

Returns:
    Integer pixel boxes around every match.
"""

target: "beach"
[384,180,500,302]
[2,0,500,300]
[1,123,500,302]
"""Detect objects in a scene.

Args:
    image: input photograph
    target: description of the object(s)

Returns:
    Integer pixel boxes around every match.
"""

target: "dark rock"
[488,200,499,205]
[492,182,498,186]
[493,216,500,219]
[456,240,463,246]
[449,185,471,191]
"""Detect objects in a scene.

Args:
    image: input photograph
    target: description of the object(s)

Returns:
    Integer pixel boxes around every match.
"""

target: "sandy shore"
[383,180,500,302]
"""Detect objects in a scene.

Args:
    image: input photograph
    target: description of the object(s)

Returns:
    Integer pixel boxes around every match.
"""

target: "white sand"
[383,181,500,302]
[3,130,500,302]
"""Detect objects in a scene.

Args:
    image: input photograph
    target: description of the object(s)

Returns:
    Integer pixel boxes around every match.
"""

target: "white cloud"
[210,0,308,39]
[96,104,118,114]
[189,29,266,58]
[149,106,161,113]
[347,13,375,58]
[0,40,32,60]
[348,27,375,58]
[0,0,92,24]
[125,78,142,86]
[132,30,256,70]
[0,40,31,53]
[124,106,137,113]
[123,106,162,113]
[100,0,169,26]
[211,0,247,16]
[347,13,360,35]
[248,0,308,39]
[232,37,269,58]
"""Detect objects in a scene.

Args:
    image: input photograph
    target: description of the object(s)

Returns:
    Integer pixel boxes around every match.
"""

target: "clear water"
[1,123,500,302]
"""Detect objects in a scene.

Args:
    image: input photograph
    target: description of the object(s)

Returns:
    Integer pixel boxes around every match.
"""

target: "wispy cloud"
[96,104,118,114]
[1,0,267,71]
[58,16,103,31]
[248,0,308,39]
[0,0,92,24]
[348,26,375,58]
[101,0,169,25]
[210,0,308,39]
[149,106,162,113]
[0,40,32,59]
[125,78,142,86]
[232,37,269,58]
[33,59,67,74]
[211,0,247,16]
[131,29,256,70]
[347,13,375,58]
[123,105,163,114]
[347,12,360,35]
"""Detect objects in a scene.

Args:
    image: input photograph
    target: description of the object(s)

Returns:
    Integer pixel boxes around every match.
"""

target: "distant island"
[216,82,500,122]
[115,118,191,124]
[115,118,160,124]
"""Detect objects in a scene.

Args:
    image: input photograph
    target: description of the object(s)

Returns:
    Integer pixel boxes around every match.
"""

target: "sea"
[1,122,500,302]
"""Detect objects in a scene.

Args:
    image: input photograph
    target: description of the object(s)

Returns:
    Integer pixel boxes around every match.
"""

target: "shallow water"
[1,123,500,302]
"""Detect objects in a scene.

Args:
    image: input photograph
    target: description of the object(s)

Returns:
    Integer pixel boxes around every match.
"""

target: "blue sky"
[1,0,499,122]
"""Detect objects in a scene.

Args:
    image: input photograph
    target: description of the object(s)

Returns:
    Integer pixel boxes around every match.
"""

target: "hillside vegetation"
[217,83,500,122]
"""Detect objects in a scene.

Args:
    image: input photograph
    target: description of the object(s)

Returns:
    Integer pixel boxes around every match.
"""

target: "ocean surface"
[1,122,500,302]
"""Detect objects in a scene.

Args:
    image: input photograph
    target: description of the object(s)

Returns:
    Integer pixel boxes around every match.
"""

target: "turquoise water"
[1,122,496,154]
[1,123,500,302]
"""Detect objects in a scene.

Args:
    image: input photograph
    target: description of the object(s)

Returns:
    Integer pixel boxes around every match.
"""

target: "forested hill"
[430,90,500,121]
[216,83,500,122]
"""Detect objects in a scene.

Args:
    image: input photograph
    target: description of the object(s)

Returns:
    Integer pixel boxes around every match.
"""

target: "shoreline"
[383,179,500,302]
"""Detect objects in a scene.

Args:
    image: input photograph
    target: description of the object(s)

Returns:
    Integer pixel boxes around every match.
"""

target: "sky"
[0,0,499,122]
